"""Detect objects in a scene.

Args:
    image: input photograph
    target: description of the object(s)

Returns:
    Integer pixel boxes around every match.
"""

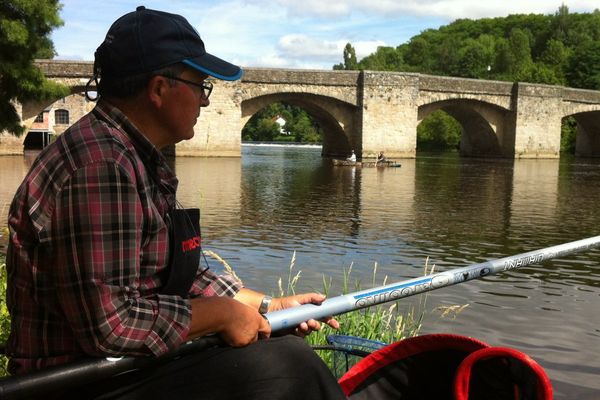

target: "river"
[1,145,599,398]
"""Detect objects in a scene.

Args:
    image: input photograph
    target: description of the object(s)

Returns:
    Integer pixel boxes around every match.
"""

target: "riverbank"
[242,141,322,148]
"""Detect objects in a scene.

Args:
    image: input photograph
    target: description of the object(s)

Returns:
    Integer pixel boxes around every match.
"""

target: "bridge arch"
[241,92,359,158]
[564,110,600,157]
[18,88,96,151]
[418,99,513,157]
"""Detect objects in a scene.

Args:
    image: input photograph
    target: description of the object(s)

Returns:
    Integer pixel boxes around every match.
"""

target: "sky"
[51,0,599,70]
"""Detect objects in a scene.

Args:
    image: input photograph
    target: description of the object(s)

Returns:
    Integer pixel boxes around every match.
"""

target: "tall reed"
[275,252,432,371]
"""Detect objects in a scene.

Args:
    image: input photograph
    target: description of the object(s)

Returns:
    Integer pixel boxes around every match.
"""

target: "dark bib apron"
[161,208,202,297]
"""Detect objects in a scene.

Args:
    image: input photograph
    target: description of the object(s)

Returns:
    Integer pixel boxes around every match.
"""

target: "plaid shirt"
[6,100,242,374]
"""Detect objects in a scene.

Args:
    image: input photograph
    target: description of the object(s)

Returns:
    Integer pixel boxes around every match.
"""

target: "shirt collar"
[94,99,167,167]
[93,100,178,194]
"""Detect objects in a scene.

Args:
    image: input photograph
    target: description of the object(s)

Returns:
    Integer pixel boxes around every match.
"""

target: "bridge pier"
[512,83,562,159]
[176,80,244,157]
[359,72,419,159]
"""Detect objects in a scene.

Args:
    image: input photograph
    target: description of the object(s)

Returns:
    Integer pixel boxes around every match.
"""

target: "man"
[6,7,346,399]
[347,150,357,162]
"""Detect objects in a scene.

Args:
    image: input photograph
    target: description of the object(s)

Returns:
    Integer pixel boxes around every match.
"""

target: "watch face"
[259,296,272,314]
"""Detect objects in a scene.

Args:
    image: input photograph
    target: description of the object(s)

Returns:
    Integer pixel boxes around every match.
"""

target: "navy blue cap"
[95,6,242,81]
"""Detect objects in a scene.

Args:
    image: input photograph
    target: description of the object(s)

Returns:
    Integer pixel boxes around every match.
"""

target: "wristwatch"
[258,295,272,314]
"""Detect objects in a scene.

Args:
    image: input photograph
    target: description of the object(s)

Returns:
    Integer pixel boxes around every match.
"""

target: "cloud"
[277,35,340,60]
[274,0,353,18]
[276,34,386,68]
[265,0,598,20]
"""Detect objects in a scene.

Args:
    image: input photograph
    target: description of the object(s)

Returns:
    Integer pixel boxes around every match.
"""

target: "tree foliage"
[333,6,600,151]
[333,43,358,70]
[242,103,323,143]
[0,0,68,135]
[417,111,462,151]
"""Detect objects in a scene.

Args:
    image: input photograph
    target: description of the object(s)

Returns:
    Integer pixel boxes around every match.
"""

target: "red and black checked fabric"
[6,100,242,374]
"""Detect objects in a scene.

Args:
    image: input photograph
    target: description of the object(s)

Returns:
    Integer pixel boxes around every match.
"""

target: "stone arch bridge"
[10,59,600,158]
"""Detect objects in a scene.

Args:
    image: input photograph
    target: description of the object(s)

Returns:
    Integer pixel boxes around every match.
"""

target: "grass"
[274,252,433,372]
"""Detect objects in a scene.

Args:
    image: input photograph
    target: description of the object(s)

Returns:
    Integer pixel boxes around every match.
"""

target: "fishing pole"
[266,235,600,331]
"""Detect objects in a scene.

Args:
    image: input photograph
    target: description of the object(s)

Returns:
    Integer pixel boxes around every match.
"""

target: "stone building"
[23,92,95,150]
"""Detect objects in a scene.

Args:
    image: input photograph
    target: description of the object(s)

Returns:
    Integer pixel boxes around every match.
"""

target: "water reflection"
[173,157,242,235]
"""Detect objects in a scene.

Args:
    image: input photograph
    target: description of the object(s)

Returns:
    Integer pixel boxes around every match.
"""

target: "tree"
[339,42,358,71]
[289,113,321,143]
[333,43,358,70]
[493,38,512,77]
[457,37,495,78]
[561,117,577,153]
[0,0,68,135]
[566,40,600,89]
[551,4,571,43]
[242,102,323,143]
[358,46,404,71]
[403,37,432,72]
[540,39,569,70]
[417,111,462,150]
[507,28,534,80]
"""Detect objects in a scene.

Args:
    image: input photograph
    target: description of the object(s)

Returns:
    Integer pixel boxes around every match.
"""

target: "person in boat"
[347,149,357,162]
[5,7,344,400]
[376,151,386,165]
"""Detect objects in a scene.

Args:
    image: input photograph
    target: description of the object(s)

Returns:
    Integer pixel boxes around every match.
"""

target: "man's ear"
[147,75,169,108]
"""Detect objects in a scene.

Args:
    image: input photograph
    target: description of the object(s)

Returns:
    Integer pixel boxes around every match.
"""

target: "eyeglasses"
[159,75,213,99]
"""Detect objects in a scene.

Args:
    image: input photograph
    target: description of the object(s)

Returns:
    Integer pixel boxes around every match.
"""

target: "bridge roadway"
[6,59,600,158]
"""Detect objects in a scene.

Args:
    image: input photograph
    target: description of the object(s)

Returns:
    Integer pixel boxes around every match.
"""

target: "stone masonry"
[4,59,600,158]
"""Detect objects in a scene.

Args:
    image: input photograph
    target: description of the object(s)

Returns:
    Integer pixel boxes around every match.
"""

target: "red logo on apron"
[181,236,201,252]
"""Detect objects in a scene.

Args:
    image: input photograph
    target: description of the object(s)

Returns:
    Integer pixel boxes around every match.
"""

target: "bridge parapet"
[563,87,600,104]
[34,59,93,77]
[418,74,514,96]
[243,68,359,86]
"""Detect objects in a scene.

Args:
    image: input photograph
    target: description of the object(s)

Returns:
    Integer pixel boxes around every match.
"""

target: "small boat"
[332,159,401,168]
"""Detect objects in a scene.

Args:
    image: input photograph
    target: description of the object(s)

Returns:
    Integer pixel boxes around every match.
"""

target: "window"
[34,113,44,123]
[55,109,69,124]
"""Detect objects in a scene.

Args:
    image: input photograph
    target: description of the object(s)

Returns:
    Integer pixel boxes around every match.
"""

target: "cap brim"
[182,54,243,81]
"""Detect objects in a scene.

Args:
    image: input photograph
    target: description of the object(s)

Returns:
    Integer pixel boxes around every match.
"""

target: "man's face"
[161,68,210,145]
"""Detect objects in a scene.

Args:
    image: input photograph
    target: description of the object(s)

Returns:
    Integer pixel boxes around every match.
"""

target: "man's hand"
[189,296,271,346]
[271,293,340,337]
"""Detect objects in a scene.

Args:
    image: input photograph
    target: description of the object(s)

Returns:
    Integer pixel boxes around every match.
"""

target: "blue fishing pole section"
[266,235,600,331]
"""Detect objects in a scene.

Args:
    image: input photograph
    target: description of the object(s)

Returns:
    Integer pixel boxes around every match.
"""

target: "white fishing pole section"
[266,235,600,331]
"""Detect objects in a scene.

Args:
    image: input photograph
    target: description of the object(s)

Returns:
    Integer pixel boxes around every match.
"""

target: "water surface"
[1,146,598,398]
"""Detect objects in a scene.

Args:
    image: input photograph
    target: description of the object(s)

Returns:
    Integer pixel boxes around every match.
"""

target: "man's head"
[94,6,242,98]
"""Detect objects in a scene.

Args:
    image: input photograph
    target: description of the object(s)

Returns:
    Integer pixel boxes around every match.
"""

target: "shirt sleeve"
[52,161,190,357]
[188,267,243,298]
